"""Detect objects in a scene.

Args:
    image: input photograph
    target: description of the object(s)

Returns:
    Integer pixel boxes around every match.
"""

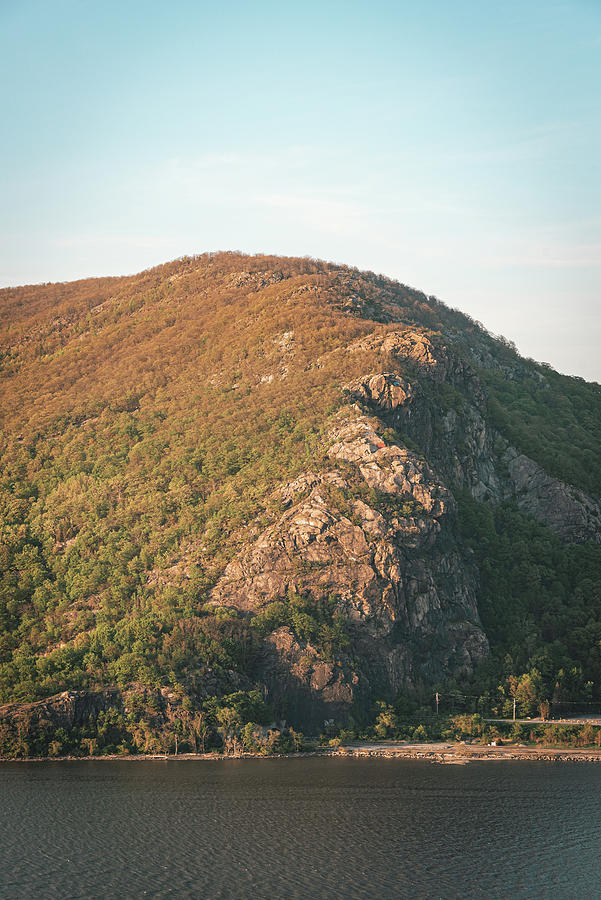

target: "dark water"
[1,758,600,899]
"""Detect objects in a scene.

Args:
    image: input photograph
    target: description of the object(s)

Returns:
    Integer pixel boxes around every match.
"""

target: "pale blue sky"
[1,0,600,379]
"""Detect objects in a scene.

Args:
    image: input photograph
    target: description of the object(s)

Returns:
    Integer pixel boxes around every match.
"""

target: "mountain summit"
[1,252,600,754]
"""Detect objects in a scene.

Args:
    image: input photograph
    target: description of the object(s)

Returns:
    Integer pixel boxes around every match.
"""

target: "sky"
[1,0,600,380]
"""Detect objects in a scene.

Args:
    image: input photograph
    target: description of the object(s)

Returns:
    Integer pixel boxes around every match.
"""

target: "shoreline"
[3,742,601,765]
[336,742,601,764]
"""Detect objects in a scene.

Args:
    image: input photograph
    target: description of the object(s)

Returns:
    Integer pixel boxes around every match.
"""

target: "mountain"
[1,252,600,756]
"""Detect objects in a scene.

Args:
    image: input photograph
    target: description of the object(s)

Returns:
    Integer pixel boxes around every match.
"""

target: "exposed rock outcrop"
[346,373,413,411]
[0,685,225,756]
[504,449,601,544]
[0,690,122,754]
[208,325,599,729]
[0,689,121,733]
[346,332,601,544]
[211,412,488,730]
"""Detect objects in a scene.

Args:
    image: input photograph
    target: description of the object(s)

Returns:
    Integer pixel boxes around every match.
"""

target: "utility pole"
[435,692,439,716]
[513,697,516,721]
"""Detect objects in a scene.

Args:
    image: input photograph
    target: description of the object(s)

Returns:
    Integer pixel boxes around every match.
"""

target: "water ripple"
[1,758,600,899]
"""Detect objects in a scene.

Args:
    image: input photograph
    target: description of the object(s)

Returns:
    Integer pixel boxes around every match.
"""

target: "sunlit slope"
[0,252,599,740]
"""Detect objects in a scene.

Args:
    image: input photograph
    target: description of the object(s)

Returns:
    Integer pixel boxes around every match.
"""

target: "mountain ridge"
[1,252,600,755]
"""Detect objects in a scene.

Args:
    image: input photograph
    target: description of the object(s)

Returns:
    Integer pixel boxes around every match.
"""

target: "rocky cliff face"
[0,689,120,734]
[209,325,599,729]
[0,690,121,755]
[0,686,200,757]
[346,329,601,543]
[211,408,489,730]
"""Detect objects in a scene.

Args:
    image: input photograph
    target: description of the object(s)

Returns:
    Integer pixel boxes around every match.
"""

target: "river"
[1,757,600,898]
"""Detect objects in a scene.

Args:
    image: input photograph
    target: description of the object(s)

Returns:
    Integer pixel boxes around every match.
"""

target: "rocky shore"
[334,742,601,764]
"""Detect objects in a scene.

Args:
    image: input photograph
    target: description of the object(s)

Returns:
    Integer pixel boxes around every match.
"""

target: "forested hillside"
[1,252,600,756]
